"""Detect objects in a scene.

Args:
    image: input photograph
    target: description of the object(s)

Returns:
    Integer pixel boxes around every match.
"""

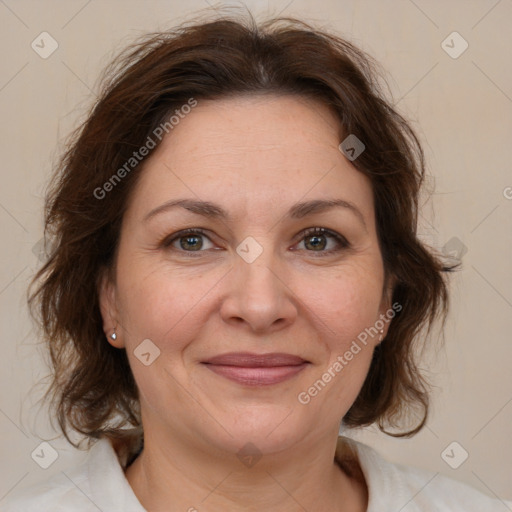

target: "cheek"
[115,263,216,409]
[303,261,384,342]
[116,258,222,351]
[298,263,383,397]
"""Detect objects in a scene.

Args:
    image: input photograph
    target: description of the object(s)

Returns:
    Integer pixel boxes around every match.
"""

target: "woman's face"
[100,94,392,455]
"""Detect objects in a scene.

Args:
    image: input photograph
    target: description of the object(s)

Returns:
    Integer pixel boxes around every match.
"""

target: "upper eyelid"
[166,227,348,250]
[295,227,349,250]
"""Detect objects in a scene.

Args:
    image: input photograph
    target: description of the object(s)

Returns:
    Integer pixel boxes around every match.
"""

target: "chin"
[202,404,321,456]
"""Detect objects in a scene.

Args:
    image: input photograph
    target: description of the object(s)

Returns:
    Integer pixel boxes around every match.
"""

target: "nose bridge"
[220,239,297,332]
[239,251,279,294]
[236,243,282,304]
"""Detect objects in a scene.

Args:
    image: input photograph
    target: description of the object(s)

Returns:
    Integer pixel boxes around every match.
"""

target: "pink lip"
[202,352,309,386]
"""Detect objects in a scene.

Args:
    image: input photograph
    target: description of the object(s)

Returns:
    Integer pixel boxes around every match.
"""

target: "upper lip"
[203,352,308,367]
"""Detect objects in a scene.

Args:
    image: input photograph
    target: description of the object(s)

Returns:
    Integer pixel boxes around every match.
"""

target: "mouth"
[202,352,310,386]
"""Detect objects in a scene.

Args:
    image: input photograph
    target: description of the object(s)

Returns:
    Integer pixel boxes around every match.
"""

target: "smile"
[202,352,310,386]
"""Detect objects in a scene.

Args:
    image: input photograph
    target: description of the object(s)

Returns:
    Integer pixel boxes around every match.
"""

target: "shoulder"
[1,463,96,512]
[1,438,145,512]
[337,436,512,512]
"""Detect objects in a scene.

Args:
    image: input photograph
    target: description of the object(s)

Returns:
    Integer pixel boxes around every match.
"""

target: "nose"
[219,251,298,335]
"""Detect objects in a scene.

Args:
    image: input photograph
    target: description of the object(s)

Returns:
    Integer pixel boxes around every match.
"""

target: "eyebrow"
[143,198,367,229]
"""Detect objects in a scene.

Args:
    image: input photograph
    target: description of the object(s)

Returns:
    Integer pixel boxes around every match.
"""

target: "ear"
[98,266,125,348]
[379,276,394,312]
[377,273,397,342]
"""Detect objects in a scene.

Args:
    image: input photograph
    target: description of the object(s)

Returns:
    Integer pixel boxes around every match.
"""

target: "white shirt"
[2,436,510,511]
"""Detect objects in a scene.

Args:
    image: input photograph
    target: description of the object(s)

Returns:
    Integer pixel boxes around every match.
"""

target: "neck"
[124,428,368,512]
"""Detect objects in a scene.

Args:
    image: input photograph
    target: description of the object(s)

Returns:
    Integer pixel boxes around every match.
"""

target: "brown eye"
[179,233,203,251]
[304,233,327,251]
[164,228,215,253]
[297,227,349,254]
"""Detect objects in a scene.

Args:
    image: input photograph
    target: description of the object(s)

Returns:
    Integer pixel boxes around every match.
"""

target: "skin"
[99,94,393,512]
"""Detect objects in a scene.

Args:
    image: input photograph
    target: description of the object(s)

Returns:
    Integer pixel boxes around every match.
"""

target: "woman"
[4,13,510,511]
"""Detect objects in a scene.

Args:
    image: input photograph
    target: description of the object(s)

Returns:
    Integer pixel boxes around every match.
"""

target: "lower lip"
[203,363,308,386]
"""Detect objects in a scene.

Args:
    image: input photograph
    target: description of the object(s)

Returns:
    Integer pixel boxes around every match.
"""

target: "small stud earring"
[110,329,117,340]
[378,329,384,342]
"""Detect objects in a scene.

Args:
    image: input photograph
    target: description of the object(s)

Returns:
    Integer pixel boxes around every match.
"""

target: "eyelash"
[162,227,350,256]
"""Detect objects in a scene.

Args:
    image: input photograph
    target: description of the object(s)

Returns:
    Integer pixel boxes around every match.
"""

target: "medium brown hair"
[28,12,453,453]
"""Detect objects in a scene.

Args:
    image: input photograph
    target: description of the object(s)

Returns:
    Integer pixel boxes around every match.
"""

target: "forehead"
[124,94,374,223]
[166,94,341,162]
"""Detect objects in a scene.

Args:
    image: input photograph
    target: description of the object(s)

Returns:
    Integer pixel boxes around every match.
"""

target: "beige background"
[1,0,511,505]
